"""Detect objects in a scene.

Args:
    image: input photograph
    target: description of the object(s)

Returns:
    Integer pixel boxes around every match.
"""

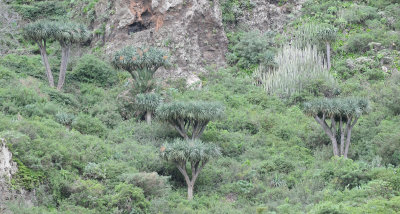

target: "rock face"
[0,138,18,209]
[0,138,34,211]
[238,0,305,32]
[93,0,228,79]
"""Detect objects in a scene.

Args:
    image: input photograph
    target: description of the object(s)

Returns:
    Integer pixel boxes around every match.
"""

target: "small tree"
[23,20,56,87]
[112,46,169,93]
[316,25,337,70]
[23,20,90,89]
[53,22,90,90]
[303,97,369,158]
[156,101,224,140]
[160,139,221,200]
[135,93,162,124]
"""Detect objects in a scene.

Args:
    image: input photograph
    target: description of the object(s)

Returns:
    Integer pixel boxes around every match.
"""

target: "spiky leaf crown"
[160,139,221,163]
[156,101,224,122]
[112,46,169,73]
[303,97,370,119]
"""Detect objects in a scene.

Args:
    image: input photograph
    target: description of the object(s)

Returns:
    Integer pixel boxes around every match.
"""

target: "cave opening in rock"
[128,22,147,35]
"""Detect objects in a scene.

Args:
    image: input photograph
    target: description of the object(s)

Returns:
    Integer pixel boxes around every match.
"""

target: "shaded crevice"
[128,22,148,34]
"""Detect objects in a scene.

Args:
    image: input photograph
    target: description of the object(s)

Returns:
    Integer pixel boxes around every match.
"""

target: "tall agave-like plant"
[253,45,336,98]
[135,93,163,124]
[294,23,337,69]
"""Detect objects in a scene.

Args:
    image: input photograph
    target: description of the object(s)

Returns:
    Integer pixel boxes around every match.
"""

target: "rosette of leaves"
[156,101,224,140]
[55,112,75,129]
[135,93,163,124]
[112,46,169,93]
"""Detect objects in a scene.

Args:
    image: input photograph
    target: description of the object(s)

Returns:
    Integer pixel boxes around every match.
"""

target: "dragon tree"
[156,101,224,140]
[135,93,163,124]
[160,139,221,200]
[303,97,369,158]
[23,20,90,90]
[112,46,169,93]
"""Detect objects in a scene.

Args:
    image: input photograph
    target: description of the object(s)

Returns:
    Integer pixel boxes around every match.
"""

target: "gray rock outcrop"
[93,0,228,79]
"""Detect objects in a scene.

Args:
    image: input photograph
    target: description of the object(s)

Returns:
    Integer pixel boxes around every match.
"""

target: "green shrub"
[226,30,275,72]
[46,89,80,107]
[321,157,370,190]
[11,158,45,191]
[69,179,107,210]
[341,5,379,24]
[0,54,44,79]
[72,114,107,137]
[373,119,400,166]
[72,54,117,87]
[0,65,16,81]
[221,0,254,25]
[344,33,374,53]
[111,183,150,214]
[55,112,75,127]
[83,162,107,180]
[121,172,170,197]
[12,1,66,20]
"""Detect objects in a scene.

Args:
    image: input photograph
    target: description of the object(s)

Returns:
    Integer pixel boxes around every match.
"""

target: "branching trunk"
[314,115,339,156]
[344,116,358,158]
[175,160,207,200]
[57,44,70,90]
[326,42,331,70]
[38,40,54,87]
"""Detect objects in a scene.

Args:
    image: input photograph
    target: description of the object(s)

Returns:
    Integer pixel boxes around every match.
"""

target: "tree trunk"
[38,41,54,87]
[145,111,152,125]
[57,44,70,90]
[330,116,339,156]
[344,128,352,158]
[331,137,339,156]
[314,115,339,156]
[326,42,331,70]
[339,117,345,156]
[187,184,194,200]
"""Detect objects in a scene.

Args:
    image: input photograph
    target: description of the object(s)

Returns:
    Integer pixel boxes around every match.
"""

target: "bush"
[72,55,117,87]
[226,30,275,72]
[344,33,374,53]
[72,114,107,137]
[68,179,107,210]
[55,112,75,127]
[12,1,66,20]
[341,5,379,24]
[0,54,44,79]
[0,65,16,81]
[321,157,370,190]
[111,183,150,214]
[121,172,170,197]
[373,119,400,166]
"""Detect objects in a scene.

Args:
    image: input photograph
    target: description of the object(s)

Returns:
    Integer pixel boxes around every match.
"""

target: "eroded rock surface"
[0,138,34,211]
[93,0,228,79]
[238,0,305,32]
[0,138,18,210]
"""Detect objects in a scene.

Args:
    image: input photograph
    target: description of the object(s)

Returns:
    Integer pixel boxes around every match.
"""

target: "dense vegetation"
[1,0,400,213]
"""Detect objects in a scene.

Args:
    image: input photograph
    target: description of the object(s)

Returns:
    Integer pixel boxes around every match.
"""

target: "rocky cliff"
[93,0,228,80]
[0,138,18,210]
